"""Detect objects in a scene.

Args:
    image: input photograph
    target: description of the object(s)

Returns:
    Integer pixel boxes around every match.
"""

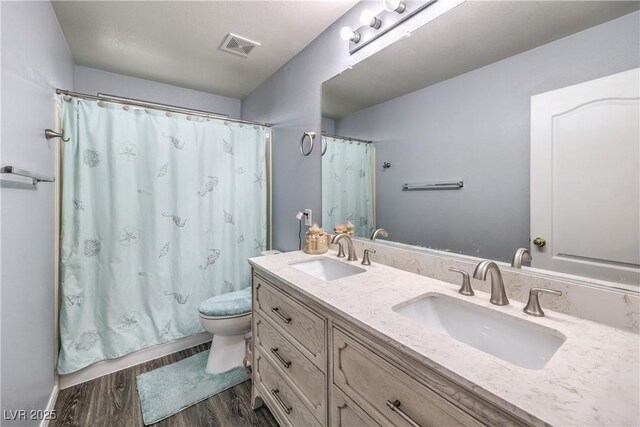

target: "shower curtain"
[322,136,374,238]
[57,98,267,374]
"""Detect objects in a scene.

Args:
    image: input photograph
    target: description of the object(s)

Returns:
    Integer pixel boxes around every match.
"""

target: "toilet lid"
[198,287,252,317]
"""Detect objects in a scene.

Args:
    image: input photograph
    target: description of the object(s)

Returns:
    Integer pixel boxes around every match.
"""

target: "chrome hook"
[44,129,70,142]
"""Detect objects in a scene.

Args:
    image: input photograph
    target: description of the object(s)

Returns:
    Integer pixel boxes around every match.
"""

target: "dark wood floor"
[51,343,279,427]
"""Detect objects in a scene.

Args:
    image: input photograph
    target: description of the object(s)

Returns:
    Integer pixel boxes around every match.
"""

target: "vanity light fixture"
[344,0,436,55]
[340,26,361,43]
[360,9,382,29]
[383,0,406,14]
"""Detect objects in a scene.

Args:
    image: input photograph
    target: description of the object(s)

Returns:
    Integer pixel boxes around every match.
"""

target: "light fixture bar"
[349,0,437,55]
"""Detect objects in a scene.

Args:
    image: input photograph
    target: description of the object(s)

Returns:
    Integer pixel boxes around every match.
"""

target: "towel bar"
[402,181,463,191]
[1,166,55,185]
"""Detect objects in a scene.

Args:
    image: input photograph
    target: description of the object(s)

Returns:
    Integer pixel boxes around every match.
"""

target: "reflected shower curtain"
[322,136,374,238]
[57,98,267,374]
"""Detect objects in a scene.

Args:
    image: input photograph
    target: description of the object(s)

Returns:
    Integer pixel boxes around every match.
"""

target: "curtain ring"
[300,131,316,156]
[321,136,327,156]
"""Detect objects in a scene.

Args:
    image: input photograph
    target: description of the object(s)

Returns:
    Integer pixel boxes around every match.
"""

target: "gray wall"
[321,117,335,134]
[75,66,241,118]
[1,1,74,424]
[242,0,464,251]
[334,12,640,262]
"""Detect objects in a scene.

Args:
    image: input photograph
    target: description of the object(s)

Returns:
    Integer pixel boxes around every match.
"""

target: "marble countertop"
[249,250,639,427]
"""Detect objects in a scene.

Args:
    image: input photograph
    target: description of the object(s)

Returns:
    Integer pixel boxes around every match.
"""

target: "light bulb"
[360,9,375,26]
[383,0,406,13]
[360,9,382,29]
[340,26,360,43]
[340,26,353,40]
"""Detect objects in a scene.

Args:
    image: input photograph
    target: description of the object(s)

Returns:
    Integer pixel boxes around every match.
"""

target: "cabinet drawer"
[333,328,483,427]
[254,313,326,424]
[331,386,380,427]
[254,349,322,427]
[254,274,325,370]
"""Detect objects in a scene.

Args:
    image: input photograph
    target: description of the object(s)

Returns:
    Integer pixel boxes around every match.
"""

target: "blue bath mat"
[136,350,249,425]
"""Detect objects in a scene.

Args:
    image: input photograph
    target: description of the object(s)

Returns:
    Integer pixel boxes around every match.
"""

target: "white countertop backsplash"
[249,250,640,427]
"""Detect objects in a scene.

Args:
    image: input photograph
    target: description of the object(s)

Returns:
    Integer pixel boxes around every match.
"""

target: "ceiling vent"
[219,33,260,58]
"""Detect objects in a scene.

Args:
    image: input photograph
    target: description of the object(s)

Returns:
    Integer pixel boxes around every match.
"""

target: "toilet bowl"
[198,287,252,374]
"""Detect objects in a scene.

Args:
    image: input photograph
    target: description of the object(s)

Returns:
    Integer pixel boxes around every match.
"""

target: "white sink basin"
[393,293,565,370]
[290,257,366,281]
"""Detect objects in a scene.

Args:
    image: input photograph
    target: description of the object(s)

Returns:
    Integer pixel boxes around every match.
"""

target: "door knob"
[533,237,546,248]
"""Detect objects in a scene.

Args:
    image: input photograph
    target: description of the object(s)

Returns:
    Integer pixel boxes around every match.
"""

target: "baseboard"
[39,385,59,427]
[59,332,212,389]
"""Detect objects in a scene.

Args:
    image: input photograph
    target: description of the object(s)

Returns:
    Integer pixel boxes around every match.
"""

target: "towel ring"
[321,136,328,156]
[299,131,316,156]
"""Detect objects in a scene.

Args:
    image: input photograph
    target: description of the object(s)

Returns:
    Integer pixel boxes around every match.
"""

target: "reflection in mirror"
[321,1,640,287]
[321,133,375,238]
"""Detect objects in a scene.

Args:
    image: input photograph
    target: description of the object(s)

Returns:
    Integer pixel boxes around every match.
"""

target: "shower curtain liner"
[57,98,267,374]
[321,136,375,238]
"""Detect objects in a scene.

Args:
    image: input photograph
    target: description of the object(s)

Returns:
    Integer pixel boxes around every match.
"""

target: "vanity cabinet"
[331,386,380,427]
[252,272,327,426]
[254,350,323,427]
[332,328,482,427]
[254,315,325,413]
[254,273,326,369]
[251,268,530,427]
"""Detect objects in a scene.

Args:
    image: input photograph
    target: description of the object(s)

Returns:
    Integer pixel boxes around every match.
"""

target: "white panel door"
[530,68,640,286]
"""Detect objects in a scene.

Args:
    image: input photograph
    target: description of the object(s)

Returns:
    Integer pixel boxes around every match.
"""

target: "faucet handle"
[361,249,376,265]
[523,287,562,317]
[449,267,474,296]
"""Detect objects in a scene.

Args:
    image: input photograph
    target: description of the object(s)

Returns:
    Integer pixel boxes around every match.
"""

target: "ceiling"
[323,1,639,119]
[52,0,358,99]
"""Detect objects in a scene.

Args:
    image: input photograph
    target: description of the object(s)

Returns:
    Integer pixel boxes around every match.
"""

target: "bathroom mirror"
[321,1,640,288]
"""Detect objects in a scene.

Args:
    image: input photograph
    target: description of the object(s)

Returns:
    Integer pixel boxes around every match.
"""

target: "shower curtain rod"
[55,89,272,128]
[322,132,371,144]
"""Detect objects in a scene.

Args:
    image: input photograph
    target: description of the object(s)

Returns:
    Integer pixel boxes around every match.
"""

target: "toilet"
[198,287,252,374]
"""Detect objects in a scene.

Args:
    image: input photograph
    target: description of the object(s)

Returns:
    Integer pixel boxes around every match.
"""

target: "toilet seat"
[198,312,249,320]
[198,287,251,318]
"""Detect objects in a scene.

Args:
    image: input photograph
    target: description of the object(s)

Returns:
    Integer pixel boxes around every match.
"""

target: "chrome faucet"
[331,234,358,261]
[472,260,509,306]
[511,248,532,269]
[370,228,389,241]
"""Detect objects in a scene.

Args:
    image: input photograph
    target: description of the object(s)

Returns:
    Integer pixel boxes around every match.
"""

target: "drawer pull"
[271,388,292,414]
[270,347,292,368]
[386,399,421,427]
[270,307,292,324]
